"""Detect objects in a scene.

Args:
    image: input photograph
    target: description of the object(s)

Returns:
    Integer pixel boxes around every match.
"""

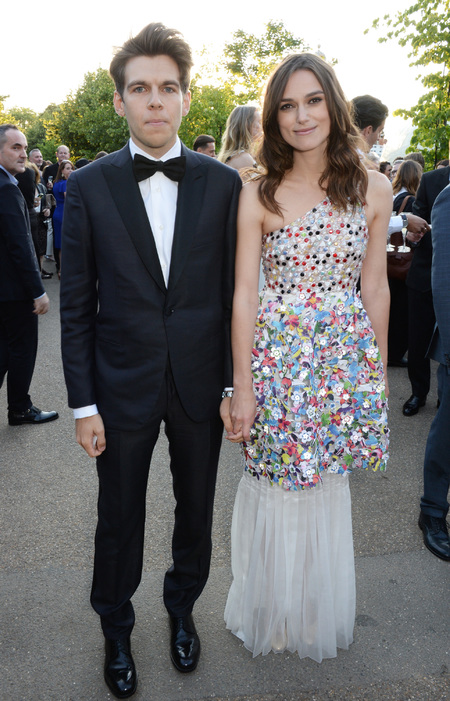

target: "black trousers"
[388,277,408,362]
[90,364,224,640]
[421,363,450,518]
[0,300,37,413]
[407,287,435,398]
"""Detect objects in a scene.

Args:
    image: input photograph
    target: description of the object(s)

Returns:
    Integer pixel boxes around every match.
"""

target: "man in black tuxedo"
[403,157,450,416]
[0,124,58,426]
[418,184,450,560]
[60,23,241,699]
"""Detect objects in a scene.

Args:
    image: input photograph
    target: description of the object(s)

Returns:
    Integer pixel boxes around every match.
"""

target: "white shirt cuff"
[73,404,98,419]
[388,215,403,236]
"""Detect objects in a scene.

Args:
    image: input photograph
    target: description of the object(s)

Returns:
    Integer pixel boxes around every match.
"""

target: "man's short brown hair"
[110,22,193,96]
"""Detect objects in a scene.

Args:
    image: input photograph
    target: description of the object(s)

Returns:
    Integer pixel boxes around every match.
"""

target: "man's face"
[198,142,216,157]
[0,129,27,175]
[56,146,70,162]
[362,120,385,148]
[29,150,43,167]
[113,54,191,158]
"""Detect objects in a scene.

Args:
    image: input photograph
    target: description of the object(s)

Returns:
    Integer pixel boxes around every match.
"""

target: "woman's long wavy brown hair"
[257,53,368,216]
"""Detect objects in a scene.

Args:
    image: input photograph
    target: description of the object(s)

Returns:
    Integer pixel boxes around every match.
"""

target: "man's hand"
[33,293,50,315]
[76,414,106,457]
[406,213,430,235]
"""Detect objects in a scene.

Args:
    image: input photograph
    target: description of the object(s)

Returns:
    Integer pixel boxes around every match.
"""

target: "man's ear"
[113,90,126,118]
[361,125,373,141]
[182,90,191,118]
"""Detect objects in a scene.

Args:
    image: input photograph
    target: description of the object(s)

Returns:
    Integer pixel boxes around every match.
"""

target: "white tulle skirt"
[224,471,355,663]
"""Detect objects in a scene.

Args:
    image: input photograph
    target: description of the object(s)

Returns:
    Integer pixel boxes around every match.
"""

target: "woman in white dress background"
[221,54,391,663]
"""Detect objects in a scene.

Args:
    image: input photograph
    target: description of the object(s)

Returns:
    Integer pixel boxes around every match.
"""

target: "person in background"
[436,159,449,169]
[387,160,423,368]
[94,151,108,160]
[352,98,428,243]
[75,158,90,169]
[218,105,262,171]
[28,148,44,175]
[52,159,74,277]
[42,144,70,188]
[404,152,425,171]
[193,134,216,157]
[29,163,52,279]
[403,145,450,416]
[380,161,392,179]
[0,124,58,426]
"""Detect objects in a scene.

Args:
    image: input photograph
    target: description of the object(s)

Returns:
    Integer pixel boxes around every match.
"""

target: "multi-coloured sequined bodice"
[262,199,368,296]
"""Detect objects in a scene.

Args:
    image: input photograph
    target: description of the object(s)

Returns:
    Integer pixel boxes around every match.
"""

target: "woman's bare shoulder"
[228,151,255,171]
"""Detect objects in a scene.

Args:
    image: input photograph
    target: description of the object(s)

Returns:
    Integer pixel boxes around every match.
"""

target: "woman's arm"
[220,181,265,441]
[361,170,392,395]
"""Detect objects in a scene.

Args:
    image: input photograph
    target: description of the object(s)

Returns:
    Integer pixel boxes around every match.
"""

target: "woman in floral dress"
[221,54,391,663]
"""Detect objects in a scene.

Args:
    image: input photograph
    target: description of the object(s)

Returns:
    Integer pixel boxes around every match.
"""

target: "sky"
[5,0,424,158]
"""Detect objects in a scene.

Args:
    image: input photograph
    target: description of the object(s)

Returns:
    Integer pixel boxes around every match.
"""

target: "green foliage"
[179,79,241,148]
[223,20,309,102]
[367,0,450,168]
[45,69,129,160]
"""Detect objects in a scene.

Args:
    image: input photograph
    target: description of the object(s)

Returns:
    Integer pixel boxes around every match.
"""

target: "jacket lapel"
[101,146,166,293]
[168,146,206,291]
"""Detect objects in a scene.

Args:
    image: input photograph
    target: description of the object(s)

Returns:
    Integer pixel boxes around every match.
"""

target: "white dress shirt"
[73,137,181,420]
[128,137,180,286]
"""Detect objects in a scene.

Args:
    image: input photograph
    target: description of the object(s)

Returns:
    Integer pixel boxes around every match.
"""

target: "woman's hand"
[221,387,257,443]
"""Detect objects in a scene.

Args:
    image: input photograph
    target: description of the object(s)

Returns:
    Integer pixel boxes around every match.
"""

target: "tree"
[223,21,309,102]
[178,79,241,148]
[46,68,129,159]
[367,0,450,169]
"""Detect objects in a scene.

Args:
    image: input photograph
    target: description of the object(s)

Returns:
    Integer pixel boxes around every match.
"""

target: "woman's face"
[277,69,330,155]
[62,162,74,178]
[251,110,262,139]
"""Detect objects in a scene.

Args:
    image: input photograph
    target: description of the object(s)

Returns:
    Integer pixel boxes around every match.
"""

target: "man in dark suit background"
[0,124,58,426]
[403,154,450,416]
[60,23,241,699]
[418,184,450,561]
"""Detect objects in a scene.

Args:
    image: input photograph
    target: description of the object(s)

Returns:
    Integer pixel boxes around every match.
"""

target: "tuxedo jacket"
[428,185,450,366]
[408,165,450,292]
[0,168,44,302]
[60,144,241,430]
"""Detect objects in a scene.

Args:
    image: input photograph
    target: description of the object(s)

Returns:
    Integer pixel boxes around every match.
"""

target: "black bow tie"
[133,154,186,182]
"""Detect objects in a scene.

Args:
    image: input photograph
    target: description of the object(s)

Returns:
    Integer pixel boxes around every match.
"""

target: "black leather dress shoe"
[8,405,59,426]
[418,513,450,561]
[104,637,137,699]
[169,614,200,673]
[402,395,426,416]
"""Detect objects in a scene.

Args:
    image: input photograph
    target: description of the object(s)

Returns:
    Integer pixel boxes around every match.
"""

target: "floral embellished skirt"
[244,290,389,489]
[225,290,388,661]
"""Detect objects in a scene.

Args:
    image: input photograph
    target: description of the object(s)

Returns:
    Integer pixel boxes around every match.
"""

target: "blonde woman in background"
[218,105,262,171]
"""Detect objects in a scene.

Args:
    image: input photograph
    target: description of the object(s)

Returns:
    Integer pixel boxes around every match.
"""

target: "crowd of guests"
[18,148,109,280]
